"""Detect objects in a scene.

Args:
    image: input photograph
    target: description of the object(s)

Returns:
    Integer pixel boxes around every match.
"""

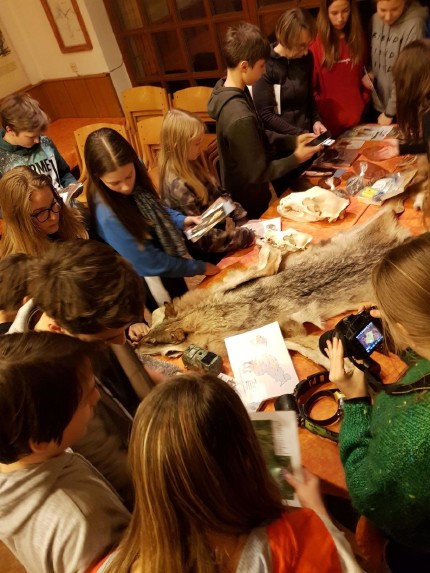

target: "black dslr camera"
[319,311,384,378]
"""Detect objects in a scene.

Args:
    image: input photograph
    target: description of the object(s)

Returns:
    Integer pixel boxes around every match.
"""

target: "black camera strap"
[275,363,430,444]
[275,371,342,442]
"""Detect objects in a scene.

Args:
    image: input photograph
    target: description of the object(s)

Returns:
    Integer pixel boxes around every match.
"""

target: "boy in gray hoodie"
[207,23,319,219]
[367,0,428,125]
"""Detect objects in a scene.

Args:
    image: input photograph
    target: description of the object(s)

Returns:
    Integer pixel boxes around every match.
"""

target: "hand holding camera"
[320,308,384,399]
[325,337,368,400]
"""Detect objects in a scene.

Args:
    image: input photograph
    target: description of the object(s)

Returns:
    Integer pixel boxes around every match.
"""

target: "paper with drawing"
[225,322,299,411]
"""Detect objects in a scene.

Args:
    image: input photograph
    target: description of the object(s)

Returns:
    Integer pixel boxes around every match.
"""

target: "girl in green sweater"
[326,232,430,572]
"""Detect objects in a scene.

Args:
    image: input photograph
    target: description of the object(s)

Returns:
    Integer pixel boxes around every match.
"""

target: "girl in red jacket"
[310,0,369,137]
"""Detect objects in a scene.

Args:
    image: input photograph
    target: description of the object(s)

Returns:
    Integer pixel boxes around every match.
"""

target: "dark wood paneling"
[44,81,76,119]
[66,78,99,117]
[86,76,123,117]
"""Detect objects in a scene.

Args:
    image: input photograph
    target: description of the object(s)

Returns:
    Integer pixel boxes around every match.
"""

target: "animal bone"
[137,209,410,358]
[262,228,312,254]
[277,186,350,223]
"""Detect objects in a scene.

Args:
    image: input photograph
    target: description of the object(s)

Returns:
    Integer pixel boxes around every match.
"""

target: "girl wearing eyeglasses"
[0,165,87,258]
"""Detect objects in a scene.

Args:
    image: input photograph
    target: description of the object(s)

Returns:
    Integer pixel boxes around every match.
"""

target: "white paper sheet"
[225,322,299,411]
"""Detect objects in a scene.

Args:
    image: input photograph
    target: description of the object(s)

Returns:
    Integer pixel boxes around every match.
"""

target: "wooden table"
[202,139,426,497]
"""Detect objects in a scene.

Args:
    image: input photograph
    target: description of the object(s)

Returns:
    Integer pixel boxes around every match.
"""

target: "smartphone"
[309,131,335,147]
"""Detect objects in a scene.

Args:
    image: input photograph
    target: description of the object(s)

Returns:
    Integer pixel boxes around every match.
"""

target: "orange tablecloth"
[197,138,426,496]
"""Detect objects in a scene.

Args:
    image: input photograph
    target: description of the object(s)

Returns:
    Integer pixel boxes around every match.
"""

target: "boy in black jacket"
[208,22,320,219]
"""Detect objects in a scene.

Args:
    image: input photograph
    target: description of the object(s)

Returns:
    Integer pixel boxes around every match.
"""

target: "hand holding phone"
[308,131,335,147]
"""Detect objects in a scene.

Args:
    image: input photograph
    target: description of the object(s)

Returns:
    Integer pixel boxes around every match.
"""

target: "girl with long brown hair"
[92,373,361,573]
[159,109,254,263]
[84,128,219,309]
[310,0,369,136]
[0,166,87,258]
[372,39,430,160]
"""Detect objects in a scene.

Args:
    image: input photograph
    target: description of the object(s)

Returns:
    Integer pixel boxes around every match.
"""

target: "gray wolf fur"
[138,209,410,357]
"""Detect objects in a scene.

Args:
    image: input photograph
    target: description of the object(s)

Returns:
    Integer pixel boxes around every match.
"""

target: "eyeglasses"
[31,199,62,223]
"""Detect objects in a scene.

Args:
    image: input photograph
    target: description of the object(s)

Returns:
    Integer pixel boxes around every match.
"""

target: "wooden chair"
[172,86,214,125]
[122,86,170,156]
[136,116,164,170]
[73,122,130,184]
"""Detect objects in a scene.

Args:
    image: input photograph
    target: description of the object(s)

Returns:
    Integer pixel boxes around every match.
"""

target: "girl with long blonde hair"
[309,0,368,136]
[91,373,361,573]
[326,232,430,571]
[159,109,254,262]
[0,166,87,258]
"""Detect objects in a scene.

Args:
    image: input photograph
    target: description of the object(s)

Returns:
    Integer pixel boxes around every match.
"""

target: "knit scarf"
[132,187,187,257]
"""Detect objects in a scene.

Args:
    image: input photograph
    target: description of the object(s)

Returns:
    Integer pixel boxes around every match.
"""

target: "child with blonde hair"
[159,109,254,261]
[326,232,430,571]
[84,127,219,308]
[0,166,87,258]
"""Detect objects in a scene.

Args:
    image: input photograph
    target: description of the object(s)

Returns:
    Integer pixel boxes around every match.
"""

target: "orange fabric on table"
[164,136,425,497]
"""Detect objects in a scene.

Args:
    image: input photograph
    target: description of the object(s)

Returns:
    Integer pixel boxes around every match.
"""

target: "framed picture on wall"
[40,0,93,53]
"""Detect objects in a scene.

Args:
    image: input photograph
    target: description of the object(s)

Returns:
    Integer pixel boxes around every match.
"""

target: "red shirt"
[310,35,370,137]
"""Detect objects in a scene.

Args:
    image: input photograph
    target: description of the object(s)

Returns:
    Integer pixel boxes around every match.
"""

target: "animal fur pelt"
[137,209,410,357]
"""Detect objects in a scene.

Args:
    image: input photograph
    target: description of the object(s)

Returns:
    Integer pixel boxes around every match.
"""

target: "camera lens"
[319,330,336,357]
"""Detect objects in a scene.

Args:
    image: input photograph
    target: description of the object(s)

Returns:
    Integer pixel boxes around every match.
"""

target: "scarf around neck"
[132,187,187,257]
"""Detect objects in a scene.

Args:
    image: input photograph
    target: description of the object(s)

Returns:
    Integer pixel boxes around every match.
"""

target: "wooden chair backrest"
[136,116,164,170]
[74,122,130,182]
[172,86,214,124]
[122,87,170,155]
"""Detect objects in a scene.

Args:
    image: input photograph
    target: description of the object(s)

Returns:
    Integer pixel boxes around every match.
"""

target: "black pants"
[271,157,314,197]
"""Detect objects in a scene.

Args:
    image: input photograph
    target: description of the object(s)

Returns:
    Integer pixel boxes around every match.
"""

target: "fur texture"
[138,209,410,357]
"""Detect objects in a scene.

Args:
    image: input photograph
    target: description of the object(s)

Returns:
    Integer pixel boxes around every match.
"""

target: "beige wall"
[0,0,131,100]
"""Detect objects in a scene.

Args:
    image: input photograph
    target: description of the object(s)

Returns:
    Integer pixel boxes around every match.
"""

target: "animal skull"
[277,187,350,223]
[262,228,312,253]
